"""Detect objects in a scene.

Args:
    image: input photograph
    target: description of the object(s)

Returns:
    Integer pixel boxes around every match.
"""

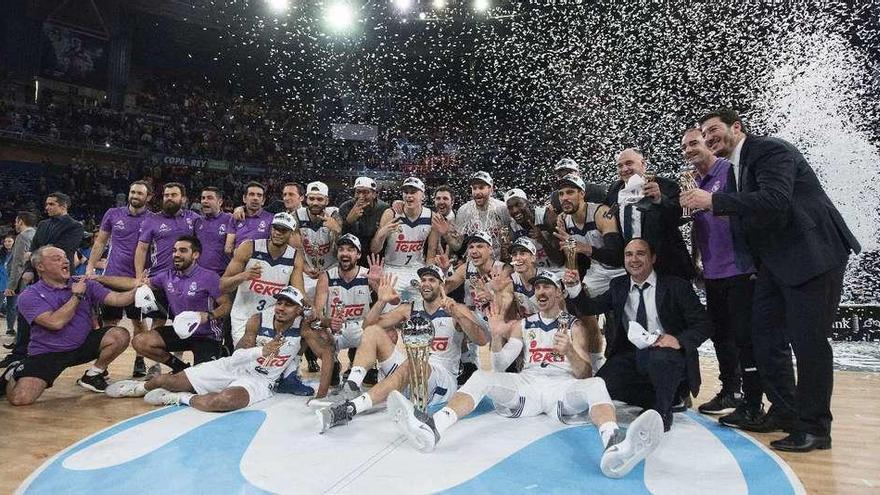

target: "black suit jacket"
[712,136,860,286]
[567,273,712,396]
[605,177,695,279]
[30,214,84,268]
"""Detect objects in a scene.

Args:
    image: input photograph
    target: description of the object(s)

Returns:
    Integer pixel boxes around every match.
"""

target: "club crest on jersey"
[258,221,267,232]
[114,220,126,230]
[187,281,198,296]
[159,223,170,232]
[219,224,227,235]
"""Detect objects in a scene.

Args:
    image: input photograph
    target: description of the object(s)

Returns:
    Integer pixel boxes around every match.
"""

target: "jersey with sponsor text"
[383,206,432,268]
[231,239,297,321]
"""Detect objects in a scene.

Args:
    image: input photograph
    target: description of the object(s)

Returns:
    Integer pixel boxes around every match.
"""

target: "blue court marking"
[24,408,270,495]
[686,411,797,495]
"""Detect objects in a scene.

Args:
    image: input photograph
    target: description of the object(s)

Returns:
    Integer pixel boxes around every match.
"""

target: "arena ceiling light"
[432,0,446,9]
[393,0,413,12]
[473,0,490,11]
[324,1,356,31]
[266,0,290,13]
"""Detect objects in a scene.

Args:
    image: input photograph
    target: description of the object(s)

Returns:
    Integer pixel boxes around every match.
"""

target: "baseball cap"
[530,270,563,289]
[510,237,537,256]
[554,158,580,173]
[402,177,425,192]
[271,212,297,231]
[417,264,446,282]
[134,286,160,314]
[467,230,493,247]
[306,181,329,197]
[504,188,528,204]
[353,176,377,191]
[469,171,494,187]
[172,311,202,339]
[556,173,586,192]
[337,233,362,252]
[274,285,305,306]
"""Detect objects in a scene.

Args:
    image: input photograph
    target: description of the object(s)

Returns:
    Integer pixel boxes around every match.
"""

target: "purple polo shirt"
[150,264,223,341]
[100,206,149,277]
[232,209,274,248]
[693,158,756,279]
[19,279,110,355]
[195,211,233,274]
[139,209,198,273]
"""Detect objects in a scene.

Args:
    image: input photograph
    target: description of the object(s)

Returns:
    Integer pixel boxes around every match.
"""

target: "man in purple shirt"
[1,246,135,405]
[98,236,231,373]
[134,182,198,324]
[194,186,234,275]
[87,180,153,378]
[231,181,274,249]
[681,128,762,424]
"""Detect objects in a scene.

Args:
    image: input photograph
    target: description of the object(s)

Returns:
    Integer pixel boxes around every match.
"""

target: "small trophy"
[401,315,436,413]
[564,237,578,271]
[679,167,702,218]
[499,229,512,261]
[543,310,573,367]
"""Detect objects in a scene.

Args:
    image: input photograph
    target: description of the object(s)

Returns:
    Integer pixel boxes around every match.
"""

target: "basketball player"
[315,265,486,432]
[222,212,304,345]
[294,181,342,301]
[387,271,664,479]
[370,177,439,308]
[504,188,564,270]
[509,237,541,317]
[106,286,334,410]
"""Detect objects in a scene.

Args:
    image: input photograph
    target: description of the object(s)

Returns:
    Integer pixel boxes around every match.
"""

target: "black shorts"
[15,327,112,388]
[142,286,170,320]
[101,302,142,323]
[156,326,221,364]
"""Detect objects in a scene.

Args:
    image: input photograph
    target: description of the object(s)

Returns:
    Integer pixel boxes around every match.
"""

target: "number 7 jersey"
[383,206,432,268]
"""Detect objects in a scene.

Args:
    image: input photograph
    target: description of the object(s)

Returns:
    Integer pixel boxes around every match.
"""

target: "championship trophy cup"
[679,167,701,218]
[499,229,512,261]
[564,237,578,271]
[401,315,436,413]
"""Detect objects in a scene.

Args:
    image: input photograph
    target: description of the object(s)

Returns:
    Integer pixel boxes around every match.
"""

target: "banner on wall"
[40,23,109,89]
[832,304,880,341]
[332,123,378,142]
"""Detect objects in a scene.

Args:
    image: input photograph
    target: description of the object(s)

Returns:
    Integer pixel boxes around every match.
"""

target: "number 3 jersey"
[520,313,572,377]
[230,239,298,343]
[411,300,463,377]
[248,308,303,382]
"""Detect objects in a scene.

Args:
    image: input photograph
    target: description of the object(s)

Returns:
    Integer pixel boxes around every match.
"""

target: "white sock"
[432,407,459,435]
[178,392,194,405]
[86,366,105,376]
[351,393,373,414]
[348,366,367,387]
[599,421,619,448]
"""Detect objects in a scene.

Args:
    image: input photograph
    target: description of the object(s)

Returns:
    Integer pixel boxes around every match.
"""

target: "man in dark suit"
[605,149,695,280]
[563,238,712,431]
[682,108,861,452]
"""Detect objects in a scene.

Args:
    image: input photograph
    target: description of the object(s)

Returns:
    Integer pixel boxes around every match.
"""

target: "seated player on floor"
[386,271,664,479]
[105,286,334,411]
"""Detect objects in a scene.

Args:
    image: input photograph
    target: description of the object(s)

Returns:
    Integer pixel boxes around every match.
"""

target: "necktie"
[623,204,633,240]
[635,282,650,331]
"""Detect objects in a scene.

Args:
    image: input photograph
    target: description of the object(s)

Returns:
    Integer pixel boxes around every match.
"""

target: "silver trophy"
[401,315,436,413]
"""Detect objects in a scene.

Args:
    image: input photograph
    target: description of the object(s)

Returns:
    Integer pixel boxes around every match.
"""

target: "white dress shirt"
[729,137,745,191]
[624,271,665,335]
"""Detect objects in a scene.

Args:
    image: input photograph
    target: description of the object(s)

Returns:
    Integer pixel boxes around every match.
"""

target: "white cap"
[337,233,362,252]
[469,171,494,187]
[274,286,305,306]
[134,286,160,314]
[271,212,298,231]
[504,188,528,203]
[417,264,446,282]
[510,237,537,255]
[530,270,563,289]
[306,181,329,197]
[556,173,586,192]
[627,321,660,349]
[353,176,377,191]
[554,158,580,173]
[172,311,202,339]
[402,177,425,192]
[467,230,493,247]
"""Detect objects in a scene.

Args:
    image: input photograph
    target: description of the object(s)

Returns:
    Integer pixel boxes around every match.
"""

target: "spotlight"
[418,12,427,20]
[393,0,412,11]
[473,0,490,11]
[432,0,446,9]
[324,1,355,30]
[267,0,290,13]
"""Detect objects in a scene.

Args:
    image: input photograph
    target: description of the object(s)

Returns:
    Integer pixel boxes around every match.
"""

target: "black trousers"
[10,313,30,360]
[705,274,762,405]
[751,262,845,436]
[597,347,687,430]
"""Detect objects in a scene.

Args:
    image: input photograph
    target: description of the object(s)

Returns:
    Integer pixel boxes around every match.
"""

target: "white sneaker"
[600,409,664,478]
[144,388,182,406]
[387,390,439,453]
[106,380,148,398]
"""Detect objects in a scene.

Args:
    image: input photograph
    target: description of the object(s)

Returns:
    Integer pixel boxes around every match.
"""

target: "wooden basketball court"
[1,330,878,494]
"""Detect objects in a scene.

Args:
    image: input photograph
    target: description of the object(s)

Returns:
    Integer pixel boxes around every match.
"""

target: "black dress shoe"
[718,403,764,428]
[737,410,795,433]
[770,432,831,452]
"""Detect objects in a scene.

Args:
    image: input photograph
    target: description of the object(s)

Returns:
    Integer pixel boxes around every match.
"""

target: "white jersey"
[521,313,573,377]
[296,206,339,271]
[463,259,504,310]
[564,203,626,294]
[325,265,372,325]
[412,300,463,376]
[231,239,297,320]
[383,206,433,268]
[249,309,303,382]
[511,271,539,316]
[509,206,560,271]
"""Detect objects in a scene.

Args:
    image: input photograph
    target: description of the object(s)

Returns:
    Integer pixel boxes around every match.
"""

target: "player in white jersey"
[294,181,343,300]
[387,271,664,479]
[222,212,304,346]
[370,177,439,308]
[315,265,486,432]
[503,188,564,271]
[105,286,335,410]
[313,234,375,351]
[509,237,541,317]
